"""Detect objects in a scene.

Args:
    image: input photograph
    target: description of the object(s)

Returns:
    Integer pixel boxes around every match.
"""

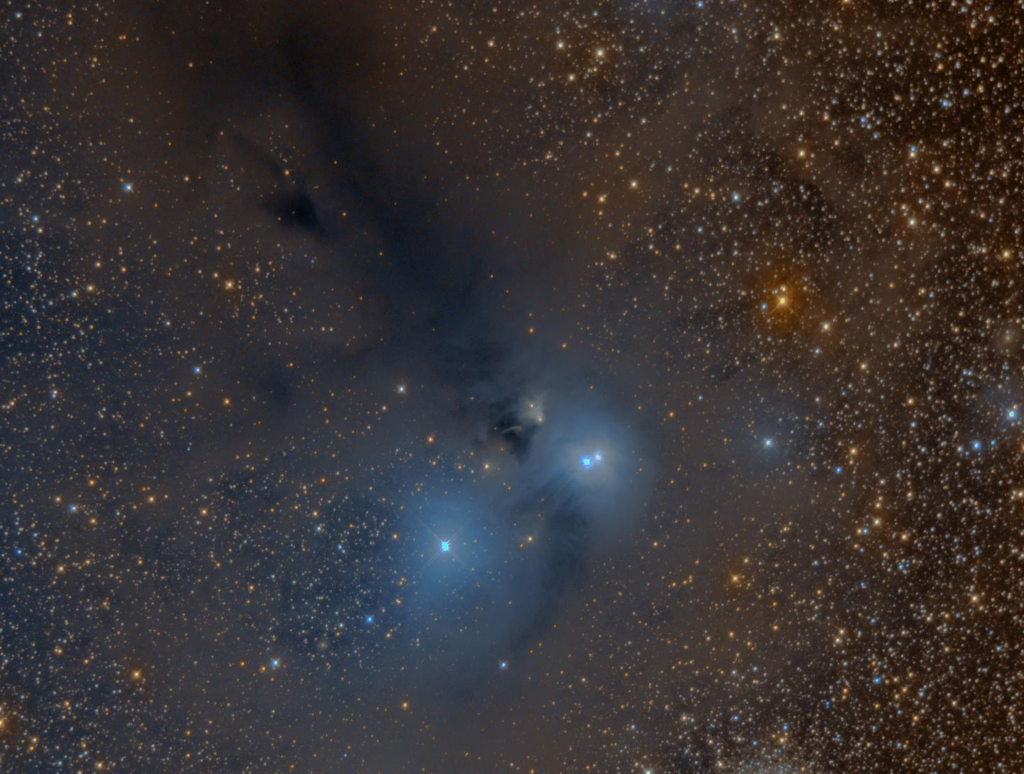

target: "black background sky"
[3,1,1024,772]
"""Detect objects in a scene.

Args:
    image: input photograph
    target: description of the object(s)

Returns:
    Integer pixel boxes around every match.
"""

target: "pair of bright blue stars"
[580,452,602,469]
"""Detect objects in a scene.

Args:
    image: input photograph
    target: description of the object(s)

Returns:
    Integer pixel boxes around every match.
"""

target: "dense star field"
[3,0,1024,771]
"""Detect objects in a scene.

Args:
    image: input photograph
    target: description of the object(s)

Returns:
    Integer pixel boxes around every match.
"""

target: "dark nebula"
[2,1,1024,773]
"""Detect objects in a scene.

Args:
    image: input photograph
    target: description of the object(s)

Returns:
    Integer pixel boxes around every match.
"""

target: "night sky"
[3,1,1024,772]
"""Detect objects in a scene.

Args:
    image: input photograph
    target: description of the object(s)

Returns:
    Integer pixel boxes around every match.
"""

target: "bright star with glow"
[581,456,593,468]
[123,182,133,192]
[499,661,508,670]
[440,540,450,552]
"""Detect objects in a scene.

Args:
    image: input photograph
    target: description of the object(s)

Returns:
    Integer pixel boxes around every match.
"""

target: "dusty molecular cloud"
[2,1,1023,772]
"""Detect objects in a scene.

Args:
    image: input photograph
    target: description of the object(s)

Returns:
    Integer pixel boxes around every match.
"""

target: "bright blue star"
[581,456,592,468]
[499,661,508,670]
[594,452,602,462]
[365,615,374,624]
[270,658,280,668]
[440,540,450,552]
[123,182,133,192]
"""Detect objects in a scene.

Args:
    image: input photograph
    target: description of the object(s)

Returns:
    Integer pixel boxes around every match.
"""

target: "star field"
[2,1,1024,772]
